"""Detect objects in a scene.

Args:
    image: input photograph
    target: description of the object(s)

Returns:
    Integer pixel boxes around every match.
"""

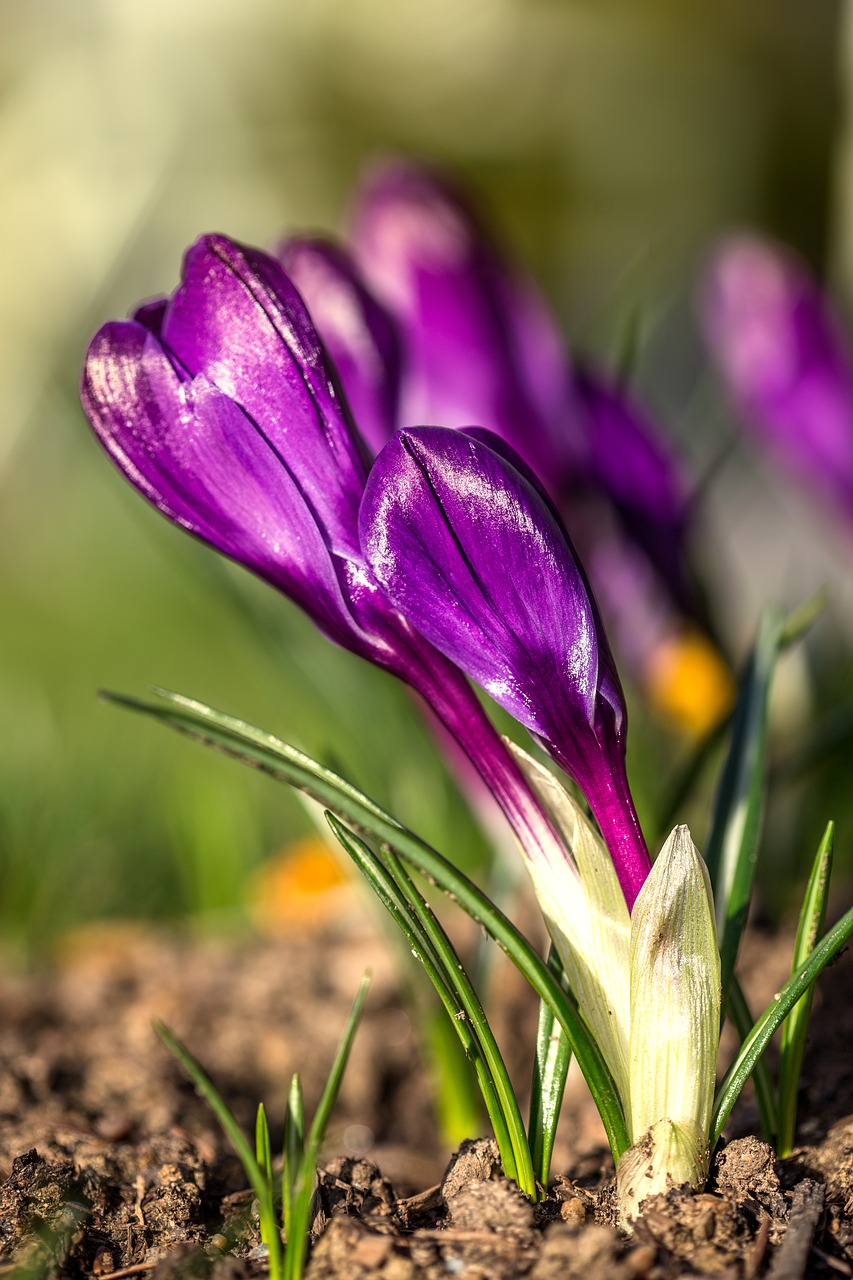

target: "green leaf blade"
[712,902,853,1145]
[377,832,536,1199]
[256,1103,273,1186]
[155,1020,264,1196]
[285,974,370,1280]
[725,978,778,1144]
[377,834,629,1157]
[776,821,834,1157]
[282,1074,304,1245]
[705,610,784,1000]
[528,947,572,1189]
[155,1021,282,1279]
[323,815,520,1186]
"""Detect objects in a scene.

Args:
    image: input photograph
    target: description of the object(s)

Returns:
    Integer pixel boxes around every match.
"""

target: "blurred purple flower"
[360,426,652,908]
[350,160,690,605]
[569,370,691,614]
[701,234,853,522]
[278,236,402,457]
[351,158,574,486]
[272,161,726,736]
[81,233,567,884]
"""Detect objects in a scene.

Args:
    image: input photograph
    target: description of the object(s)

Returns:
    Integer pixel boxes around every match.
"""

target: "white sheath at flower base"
[505,741,632,1103]
[498,748,719,1227]
[617,825,721,1226]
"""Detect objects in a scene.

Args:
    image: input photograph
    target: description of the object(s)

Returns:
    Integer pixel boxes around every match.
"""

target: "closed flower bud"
[617,825,720,1224]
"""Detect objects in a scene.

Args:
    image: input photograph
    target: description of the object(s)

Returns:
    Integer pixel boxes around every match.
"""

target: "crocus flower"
[360,424,721,1201]
[82,231,724,1221]
[80,233,564,882]
[359,425,652,908]
[701,234,853,525]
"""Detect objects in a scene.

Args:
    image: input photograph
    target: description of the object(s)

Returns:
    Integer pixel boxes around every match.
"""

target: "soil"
[0,909,851,1280]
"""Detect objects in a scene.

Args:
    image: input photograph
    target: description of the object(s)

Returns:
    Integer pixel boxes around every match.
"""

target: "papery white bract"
[507,741,632,1102]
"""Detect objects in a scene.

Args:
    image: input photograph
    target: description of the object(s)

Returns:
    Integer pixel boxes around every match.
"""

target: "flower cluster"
[82,163,732,1221]
[286,161,733,735]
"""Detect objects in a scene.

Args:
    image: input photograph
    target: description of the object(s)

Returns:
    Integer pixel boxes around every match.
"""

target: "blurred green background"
[2,0,851,957]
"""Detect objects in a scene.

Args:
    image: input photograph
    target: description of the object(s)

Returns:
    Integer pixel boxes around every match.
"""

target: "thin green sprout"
[777,822,834,1157]
[156,972,369,1280]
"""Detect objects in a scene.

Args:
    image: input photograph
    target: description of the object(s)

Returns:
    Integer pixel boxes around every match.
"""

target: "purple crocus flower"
[81,232,568,888]
[359,425,652,909]
[701,234,853,522]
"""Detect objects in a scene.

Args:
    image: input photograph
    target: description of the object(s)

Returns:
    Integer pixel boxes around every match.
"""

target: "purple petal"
[701,235,853,518]
[360,426,650,905]
[278,236,402,456]
[361,427,599,734]
[81,323,487,688]
[351,159,574,486]
[81,323,569,756]
[496,270,572,449]
[82,321,378,653]
[463,424,628,731]
[160,234,369,562]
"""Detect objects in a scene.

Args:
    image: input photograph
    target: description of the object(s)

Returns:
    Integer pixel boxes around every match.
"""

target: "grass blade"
[711,903,853,1144]
[155,1021,282,1278]
[776,822,834,1157]
[361,826,535,1198]
[387,829,629,1158]
[156,1020,265,1197]
[304,972,371,1156]
[704,610,784,999]
[324,816,520,1186]
[101,685,414,835]
[528,946,572,1189]
[256,1102,273,1186]
[282,1074,303,1244]
[107,687,629,1158]
[285,974,370,1280]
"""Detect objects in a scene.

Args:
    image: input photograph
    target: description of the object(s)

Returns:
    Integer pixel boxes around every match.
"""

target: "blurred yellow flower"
[645,630,735,739]
[248,836,354,935]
